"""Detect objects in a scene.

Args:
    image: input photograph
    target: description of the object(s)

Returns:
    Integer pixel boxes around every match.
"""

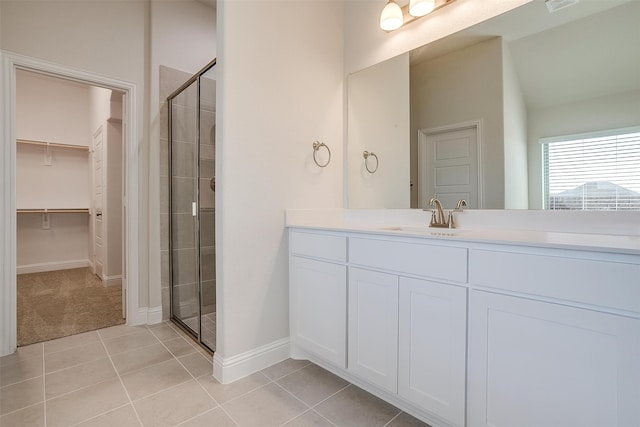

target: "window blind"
[542,129,640,211]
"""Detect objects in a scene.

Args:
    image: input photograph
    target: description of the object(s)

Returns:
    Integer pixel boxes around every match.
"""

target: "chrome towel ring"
[363,151,379,173]
[313,141,331,167]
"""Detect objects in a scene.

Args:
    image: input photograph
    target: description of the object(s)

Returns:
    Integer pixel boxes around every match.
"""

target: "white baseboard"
[17,259,90,275]
[213,338,290,384]
[102,275,122,287]
[129,306,163,326]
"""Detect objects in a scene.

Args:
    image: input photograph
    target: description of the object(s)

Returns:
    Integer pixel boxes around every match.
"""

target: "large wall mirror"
[347,0,640,210]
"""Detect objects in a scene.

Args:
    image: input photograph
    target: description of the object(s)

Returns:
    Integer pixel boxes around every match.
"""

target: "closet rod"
[16,139,90,152]
[17,208,90,214]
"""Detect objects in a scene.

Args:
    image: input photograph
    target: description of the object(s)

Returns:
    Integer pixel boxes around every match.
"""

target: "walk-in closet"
[16,70,126,345]
[167,60,217,353]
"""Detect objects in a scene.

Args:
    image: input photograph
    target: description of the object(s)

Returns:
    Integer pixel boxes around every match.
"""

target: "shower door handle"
[192,202,197,217]
[209,177,215,192]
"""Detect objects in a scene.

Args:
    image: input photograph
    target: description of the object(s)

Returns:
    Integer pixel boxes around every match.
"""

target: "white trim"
[417,120,483,209]
[539,125,640,145]
[0,51,139,356]
[102,275,123,287]
[132,306,163,326]
[213,338,290,384]
[17,260,90,275]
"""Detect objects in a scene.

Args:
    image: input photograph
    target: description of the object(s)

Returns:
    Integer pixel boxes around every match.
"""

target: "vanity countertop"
[285,210,640,256]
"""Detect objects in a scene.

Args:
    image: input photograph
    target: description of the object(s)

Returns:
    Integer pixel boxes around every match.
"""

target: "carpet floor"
[17,268,125,346]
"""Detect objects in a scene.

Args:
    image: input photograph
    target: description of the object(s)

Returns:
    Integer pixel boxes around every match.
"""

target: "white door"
[398,277,467,427]
[348,267,399,393]
[469,290,640,427]
[93,127,104,280]
[418,124,479,209]
[290,256,347,368]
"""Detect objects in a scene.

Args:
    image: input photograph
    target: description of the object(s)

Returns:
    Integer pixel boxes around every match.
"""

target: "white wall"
[348,53,410,208]
[1,0,149,310]
[502,40,529,209]
[410,38,504,208]
[216,0,344,364]
[527,90,640,208]
[15,71,91,272]
[150,0,217,314]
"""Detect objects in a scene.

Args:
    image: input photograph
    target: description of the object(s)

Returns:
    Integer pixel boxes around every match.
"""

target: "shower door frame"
[167,58,217,354]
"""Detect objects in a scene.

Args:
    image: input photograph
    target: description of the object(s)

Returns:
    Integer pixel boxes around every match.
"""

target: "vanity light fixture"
[380,0,456,32]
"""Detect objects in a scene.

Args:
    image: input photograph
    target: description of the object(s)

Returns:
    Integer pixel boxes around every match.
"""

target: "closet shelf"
[17,139,90,152]
[17,208,90,214]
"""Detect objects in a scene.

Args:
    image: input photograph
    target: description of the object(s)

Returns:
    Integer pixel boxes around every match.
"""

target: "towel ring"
[313,141,331,168]
[363,151,379,173]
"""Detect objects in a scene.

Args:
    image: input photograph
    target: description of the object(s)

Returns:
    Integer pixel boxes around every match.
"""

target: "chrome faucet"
[448,199,467,229]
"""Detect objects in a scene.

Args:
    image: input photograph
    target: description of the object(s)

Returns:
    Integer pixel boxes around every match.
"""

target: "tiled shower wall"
[159,65,216,325]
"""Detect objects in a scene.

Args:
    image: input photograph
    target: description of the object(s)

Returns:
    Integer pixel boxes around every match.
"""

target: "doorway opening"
[15,69,126,346]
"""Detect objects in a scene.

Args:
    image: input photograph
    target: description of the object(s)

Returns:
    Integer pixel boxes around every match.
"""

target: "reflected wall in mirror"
[347,0,640,210]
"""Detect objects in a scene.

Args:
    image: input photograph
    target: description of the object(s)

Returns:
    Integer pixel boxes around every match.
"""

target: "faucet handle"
[454,199,467,211]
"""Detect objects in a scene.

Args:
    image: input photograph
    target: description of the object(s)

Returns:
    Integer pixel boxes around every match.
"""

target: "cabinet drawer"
[469,249,640,313]
[290,230,347,262]
[349,237,468,283]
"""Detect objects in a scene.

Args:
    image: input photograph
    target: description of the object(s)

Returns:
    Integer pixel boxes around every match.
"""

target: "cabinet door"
[348,267,399,393]
[290,256,347,367]
[469,290,640,427]
[398,277,467,427]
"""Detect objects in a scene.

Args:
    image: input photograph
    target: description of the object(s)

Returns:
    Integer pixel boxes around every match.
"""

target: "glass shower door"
[170,80,200,337]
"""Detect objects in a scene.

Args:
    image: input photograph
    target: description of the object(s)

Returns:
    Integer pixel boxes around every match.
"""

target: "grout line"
[97,326,145,427]
[0,400,45,419]
[42,343,47,427]
[309,383,352,410]
[383,411,403,427]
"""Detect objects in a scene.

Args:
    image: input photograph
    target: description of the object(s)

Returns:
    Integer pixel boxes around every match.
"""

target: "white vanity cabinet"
[348,267,399,393]
[289,231,347,368]
[398,277,467,427]
[469,290,640,427]
[468,247,640,427]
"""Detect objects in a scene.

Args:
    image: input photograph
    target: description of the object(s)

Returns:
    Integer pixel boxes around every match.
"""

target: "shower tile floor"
[0,322,431,427]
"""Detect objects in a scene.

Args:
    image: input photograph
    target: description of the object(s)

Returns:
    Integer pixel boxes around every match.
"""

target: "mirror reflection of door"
[93,127,104,278]
[418,123,480,209]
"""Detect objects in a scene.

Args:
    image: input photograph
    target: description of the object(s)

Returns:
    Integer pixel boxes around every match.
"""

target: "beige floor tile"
[0,402,44,427]
[0,377,44,415]
[178,406,237,426]
[121,359,192,401]
[102,330,160,356]
[98,324,148,341]
[111,343,173,375]
[261,358,311,381]
[196,371,270,405]
[46,378,129,427]
[134,379,217,427]
[45,357,116,399]
[44,341,107,373]
[314,385,401,427]
[148,325,180,341]
[0,354,43,387]
[178,352,212,378]
[386,412,432,427]
[44,331,100,354]
[222,383,308,427]
[163,337,198,358]
[0,343,42,367]
[277,364,349,406]
[76,404,142,427]
[282,410,334,427]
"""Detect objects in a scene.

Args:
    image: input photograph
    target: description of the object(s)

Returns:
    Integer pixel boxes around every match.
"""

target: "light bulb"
[380,0,403,31]
[409,0,435,17]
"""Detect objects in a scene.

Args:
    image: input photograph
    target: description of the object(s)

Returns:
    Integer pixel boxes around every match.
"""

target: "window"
[542,128,640,211]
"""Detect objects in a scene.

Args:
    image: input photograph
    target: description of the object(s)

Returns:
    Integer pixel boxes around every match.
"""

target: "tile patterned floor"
[0,322,430,427]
